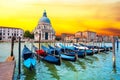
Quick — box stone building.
[61,33,76,42]
[33,10,55,42]
[75,31,82,38]
[82,31,96,42]
[0,26,24,41]
[75,31,83,42]
[96,35,112,42]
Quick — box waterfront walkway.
[0,61,15,80]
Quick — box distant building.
[75,31,82,38]
[96,35,112,42]
[61,33,67,41]
[33,10,55,42]
[74,31,96,42]
[0,26,24,41]
[82,31,96,42]
[61,33,75,42]
[75,31,83,42]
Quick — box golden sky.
[0,0,120,35]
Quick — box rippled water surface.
[0,42,120,80]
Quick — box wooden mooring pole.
[117,38,119,49]
[112,36,116,69]
[17,37,21,79]
[6,36,15,62]
[37,33,41,61]
[11,37,15,56]
[39,33,41,50]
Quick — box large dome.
[39,10,51,24]
[40,17,50,23]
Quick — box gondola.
[22,45,36,70]
[42,45,77,62]
[72,44,94,55]
[32,45,61,65]
[56,43,86,57]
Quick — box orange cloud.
[100,28,120,36]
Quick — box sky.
[0,0,120,35]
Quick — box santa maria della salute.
[33,10,55,42]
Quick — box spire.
[43,10,47,17]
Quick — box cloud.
[93,1,120,21]
[111,2,120,21]
[101,28,120,35]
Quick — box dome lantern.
[43,10,47,17]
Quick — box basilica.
[33,10,55,42]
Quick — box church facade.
[33,10,55,42]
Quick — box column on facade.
[48,32,50,40]
[50,32,52,40]
[41,31,42,40]
[52,32,54,41]
[49,32,51,40]
[43,32,44,40]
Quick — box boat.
[32,45,61,65]
[56,43,85,57]
[73,43,89,50]
[22,45,36,70]
[44,45,77,61]
[32,44,47,56]
[73,44,94,55]
[99,46,112,52]
[78,43,109,53]
[86,45,105,53]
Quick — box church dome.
[39,10,51,24]
[40,17,50,23]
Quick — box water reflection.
[98,52,108,61]
[83,57,94,64]
[76,59,86,69]
[112,55,116,73]
[62,60,77,72]
[88,56,99,61]
[23,65,36,80]
[43,61,60,80]
[112,66,116,73]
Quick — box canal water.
[0,42,120,80]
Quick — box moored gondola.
[22,45,36,70]
[42,45,77,62]
[32,45,61,65]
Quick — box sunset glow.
[0,0,120,35]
